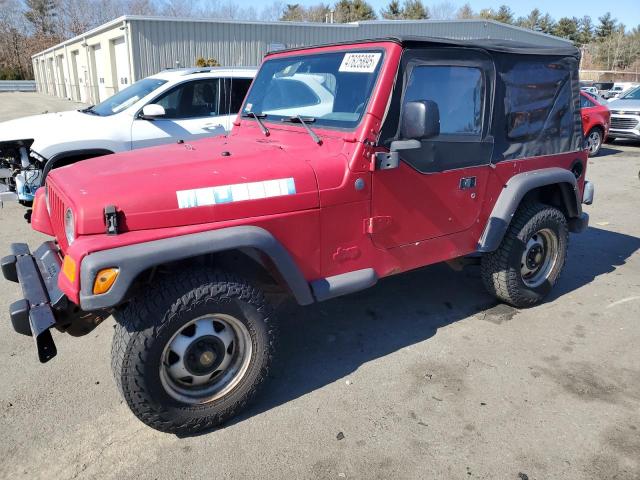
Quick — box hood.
[0,110,109,155]
[48,135,319,235]
[608,99,640,111]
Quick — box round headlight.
[64,208,75,245]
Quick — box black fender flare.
[78,226,315,310]
[42,149,113,181]
[477,167,582,253]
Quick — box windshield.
[90,78,168,116]
[621,86,640,100]
[242,50,384,129]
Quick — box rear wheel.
[111,268,275,434]
[586,127,603,156]
[481,203,568,308]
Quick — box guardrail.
[0,80,37,92]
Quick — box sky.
[283,0,640,29]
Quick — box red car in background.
[580,91,611,157]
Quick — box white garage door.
[113,37,130,93]
[92,44,108,103]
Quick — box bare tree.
[260,2,285,21]
[429,2,456,20]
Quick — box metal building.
[31,15,571,104]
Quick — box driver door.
[371,58,494,249]
[131,78,226,149]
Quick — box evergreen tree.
[595,12,616,39]
[538,13,556,34]
[24,0,59,36]
[380,0,402,19]
[553,17,580,43]
[456,3,474,19]
[402,0,429,20]
[517,8,542,31]
[281,4,306,21]
[577,16,594,45]
[334,0,376,22]
[494,5,513,24]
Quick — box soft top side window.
[503,61,572,142]
[378,47,495,173]
[494,55,581,160]
[404,65,483,136]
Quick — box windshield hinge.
[104,205,119,235]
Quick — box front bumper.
[1,242,66,362]
[609,114,640,139]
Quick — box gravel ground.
[0,92,86,122]
[0,95,639,480]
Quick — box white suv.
[0,67,256,203]
[607,86,640,142]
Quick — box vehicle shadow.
[182,226,640,437]
[595,146,624,157]
[607,139,640,150]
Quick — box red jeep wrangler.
[2,37,593,434]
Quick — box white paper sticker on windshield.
[339,53,381,73]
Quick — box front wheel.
[481,203,568,308]
[111,269,275,434]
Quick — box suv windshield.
[621,86,640,100]
[242,50,384,129]
[90,78,168,116]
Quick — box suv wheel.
[111,268,275,434]
[481,203,568,308]
[586,127,603,157]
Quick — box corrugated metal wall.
[130,18,569,79]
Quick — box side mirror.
[401,100,440,140]
[140,104,166,119]
[373,100,440,171]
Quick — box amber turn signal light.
[93,268,119,295]
[62,255,76,282]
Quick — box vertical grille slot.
[47,183,68,251]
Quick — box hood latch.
[104,205,119,235]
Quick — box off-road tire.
[481,203,568,308]
[111,268,275,435]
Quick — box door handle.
[204,123,223,130]
[459,176,477,190]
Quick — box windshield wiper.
[283,115,322,145]
[79,105,99,115]
[242,112,270,137]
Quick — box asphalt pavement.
[0,93,639,479]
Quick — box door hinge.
[365,216,392,234]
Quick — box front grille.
[611,117,639,130]
[46,181,68,251]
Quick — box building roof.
[31,15,572,58]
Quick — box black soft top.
[397,36,580,58]
[267,35,580,59]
